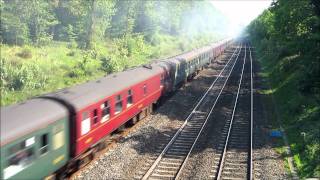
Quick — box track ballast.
[138,43,249,180]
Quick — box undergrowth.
[0,34,220,106]
[255,46,320,178]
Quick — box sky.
[211,0,272,37]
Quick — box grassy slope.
[1,34,221,106]
[256,49,320,178]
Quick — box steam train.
[0,38,232,179]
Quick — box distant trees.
[0,0,229,106]
[247,0,320,95]
[0,0,226,48]
[1,0,57,45]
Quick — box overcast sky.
[211,0,272,36]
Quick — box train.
[0,38,232,180]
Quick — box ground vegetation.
[0,0,229,106]
[247,0,320,177]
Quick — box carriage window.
[9,143,24,155]
[115,95,122,114]
[39,134,48,155]
[127,90,133,107]
[93,109,98,124]
[26,137,35,147]
[101,100,110,122]
[4,139,35,179]
[81,111,90,135]
[52,123,65,150]
[143,84,147,95]
[53,131,64,150]
[8,148,34,165]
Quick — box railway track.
[135,43,244,180]
[209,43,253,180]
[72,43,238,180]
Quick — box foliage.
[16,47,32,59]
[0,0,224,48]
[0,0,228,106]
[247,0,320,178]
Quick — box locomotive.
[0,38,232,179]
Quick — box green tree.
[247,0,320,177]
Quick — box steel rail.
[179,45,241,128]
[249,45,253,180]
[174,44,244,179]
[142,43,241,180]
[216,43,247,180]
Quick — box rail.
[142,43,243,180]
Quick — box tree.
[0,2,29,45]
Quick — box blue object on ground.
[270,130,282,137]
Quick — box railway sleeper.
[154,169,177,175]
[179,132,199,136]
[159,161,182,166]
[222,171,247,177]
[150,173,175,178]
[166,150,188,156]
[170,144,191,149]
[156,165,180,170]
[164,154,186,159]
[221,176,244,180]
[175,139,195,144]
[178,134,197,138]
[157,162,181,168]
[154,169,178,175]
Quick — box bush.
[67,51,75,56]
[67,41,78,49]
[67,69,85,78]
[37,34,53,46]
[100,56,114,73]
[179,42,186,52]
[1,28,223,106]
[16,48,32,59]
[1,60,48,91]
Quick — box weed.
[16,47,32,59]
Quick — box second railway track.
[71,41,288,180]
[212,43,254,180]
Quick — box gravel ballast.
[73,46,287,180]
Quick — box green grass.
[255,47,320,178]
[0,33,222,106]
[1,42,106,105]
